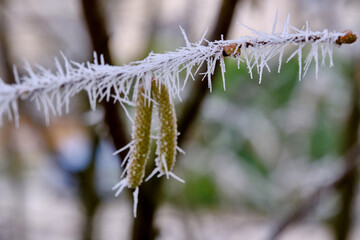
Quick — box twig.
[0,16,356,126]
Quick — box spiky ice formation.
[0,15,356,126]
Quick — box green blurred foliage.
[182,173,220,207]
[166,171,220,208]
[309,101,341,160]
[235,141,269,178]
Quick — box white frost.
[0,15,348,126]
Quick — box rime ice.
[0,16,355,126]
[0,15,355,126]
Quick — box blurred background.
[0,0,360,239]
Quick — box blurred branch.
[0,0,13,83]
[330,60,360,240]
[80,0,130,160]
[132,1,240,240]
[0,1,26,239]
[178,0,240,145]
[269,144,360,240]
[76,129,101,240]
[80,1,130,240]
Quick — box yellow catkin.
[152,81,177,174]
[126,85,153,188]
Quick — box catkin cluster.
[112,79,182,212]
[126,80,179,187]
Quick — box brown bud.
[336,30,357,45]
[223,43,241,57]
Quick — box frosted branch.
[0,17,356,125]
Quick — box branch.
[0,16,356,126]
